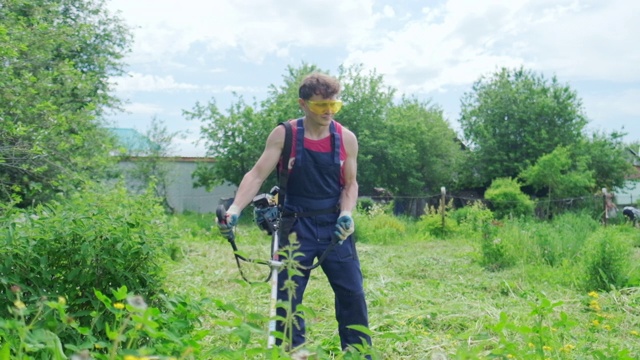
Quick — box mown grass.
[166,210,640,359]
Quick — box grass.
[165,212,640,359]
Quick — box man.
[623,206,640,227]
[217,72,372,354]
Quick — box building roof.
[107,128,159,154]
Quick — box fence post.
[440,187,446,230]
[602,188,608,227]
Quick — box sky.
[105,0,640,157]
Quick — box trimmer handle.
[216,205,227,224]
[216,205,236,242]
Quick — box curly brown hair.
[298,72,341,100]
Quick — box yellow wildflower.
[123,356,138,360]
[592,320,600,327]
[603,325,611,331]
[507,354,514,359]
[543,345,552,351]
[14,300,26,309]
[528,343,535,348]
[631,330,639,336]
[113,302,125,310]
[588,291,599,298]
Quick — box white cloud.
[111,72,199,92]
[222,85,263,93]
[519,1,640,82]
[109,0,386,64]
[584,88,640,122]
[106,0,640,154]
[343,0,640,94]
[382,5,395,18]
[122,102,164,115]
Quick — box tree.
[0,0,132,206]
[335,65,394,195]
[484,177,535,219]
[519,146,595,216]
[191,64,462,204]
[362,96,461,196]
[575,131,634,191]
[459,67,588,188]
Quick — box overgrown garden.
[1,0,639,359]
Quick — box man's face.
[300,94,342,123]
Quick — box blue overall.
[276,119,371,351]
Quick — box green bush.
[581,228,633,292]
[357,197,375,215]
[416,204,458,238]
[485,177,535,219]
[534,212,599,267]
[479,221,515,271]
[1,285,208,359]
[354,203,406,244]
[0,182,176,345]
[450,200,494,236]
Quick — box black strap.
[282,205,339,218]
[277,121,292,208]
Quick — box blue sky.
[105,0,640,156]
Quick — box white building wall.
[165,161,236,213]
[118,158,237,214]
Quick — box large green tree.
[519,146,595,217]
[0,0,131,206]
[187,64,323,192]
[459,67,588,188]
[191,63,462,200]
[576,131,635,191]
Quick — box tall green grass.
[2,198,640,359]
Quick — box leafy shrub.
[416,205,458,238]
[532,212,599,267]
[1,285,208,359]
[354,203,406,244]
[485,177,535,219]
[581,228,633,291]
[450,200,494,236]
[357,197,375,214]
[479,221,514,271]
[0,181,177,345]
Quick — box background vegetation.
[1,0,639,359]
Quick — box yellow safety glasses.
[306,100,343,115]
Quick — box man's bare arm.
[340,128,359,213]
[228,125,285,212]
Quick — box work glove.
[218,205,240,239]
[334,211,355,243]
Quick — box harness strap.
[282,205,339,218]
[277,121,293,208]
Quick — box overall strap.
[330,121,341,165]
[277,121,293,207]
[295,118,305,166]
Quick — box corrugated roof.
[107,128,159,154]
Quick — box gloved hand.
[218,205,240,239]
[334,211,354,242]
